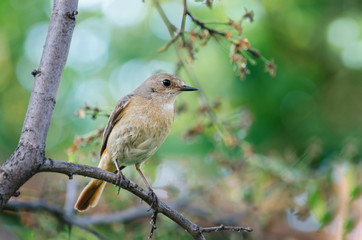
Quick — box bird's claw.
[147,188,159,210]
[115,172,125,195]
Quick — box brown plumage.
[75,73,197,211]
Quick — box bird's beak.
[179,85,198,91]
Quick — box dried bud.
[67,136,83,154]
[190,31,198,43]
[234,23,242,35]
[199,105,209,114]
[213,98,221,109]
[238,38,251,50]
[226,31,232,40]
[265,59,276,77]
[78,108,86,119]
[206,0,213,8]
[225,136,239,148]
[176,103,188,114]
[184,124,204,140]
[243,9,254,22]
[240,65,250,80]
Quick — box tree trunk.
[0,0,78,208]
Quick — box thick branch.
[37,159,252,239]
[21,0,78,149]
[38,158,207,239]
[0,0,78,208]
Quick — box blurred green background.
[1,0,362,239]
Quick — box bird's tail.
[74,152,115,212]
[74,179,106,212]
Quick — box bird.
[74,73,198,212]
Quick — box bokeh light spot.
[327,17,360,49]
[286,209,321,232]
[102,0,146,27]
[67,18,110,73]
[24,22,48,64]
[78,0,102,11]
[16,57,35,91]
[341,41,362,69]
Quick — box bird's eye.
[162,79,171,87]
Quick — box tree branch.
[201,224,253,233]
[185,10,226,37]
[6,198,191,226]
[5,196,252,240]
[39,158,206,239]
[37,158,252,239]
[0,0,78,208]
[20,0,78,149]
[5,200,106,240]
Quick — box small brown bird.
[75,73,198,211]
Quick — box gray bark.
[39,158,207,240]
[0,0,78,208]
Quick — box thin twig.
[153,0,234,145]
[148,210,158,240]
[180,0,188,45]
[185,10,226,37]
[153,0,177,33]
[201,224,253,233]
[158,30,182,52]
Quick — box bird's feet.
[147,188,159,210]
[115,171,129,195]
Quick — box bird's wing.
[100,94,134,157]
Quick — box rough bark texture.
[0,0,78,208]
[39,158,207,240]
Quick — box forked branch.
[37,158,252,239]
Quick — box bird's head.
[134,73,198,102]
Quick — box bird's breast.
[106,97,174,165]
